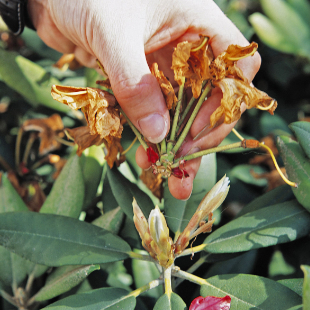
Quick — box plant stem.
[172,141,242,167]
[128,279,164,298]
[120,108,148,150]
[172,85,211,155]
[167,78,185,153]
[174,255,209,288]
[164,267,172,298]
[121,136,138,155]
[54,135,76,147]
[176,81,207,133]
[172,267,207,286]
[0,156,12,171]
[160,139,167,154]
[175,244,207,258]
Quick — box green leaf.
[0,174,28,212]
[40,155,84,218]
[154,293,186,310]
[34,265,100,301]
[201,274,302,309]
[229,164,268,187]
[277,136,310,210]
[237,184,293,217]
[204,200,310,253]
[287,0,310,28]
[301,265,310,310]
[249,13,298,55]
[165,154,216,234]
[269,250,295,277]
[106,261,133,291]
[0,48,70,112]
[132,250,163,299]
[107,166,153,219]
[92,207,124,234]
[0,212,131,266]
[260,0,310,50]
[0,174,29,289]
[260,113,290,137]
[80,146,104,209]
[277,278,303,297]
[42,287,136,310]
[289,121,310,159]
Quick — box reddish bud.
[189,295,231,310]
[147,147,159,164]
[172,167,189,179]
[19,163,30,175]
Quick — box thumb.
[98,36,170,144]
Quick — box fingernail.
[138,113,168,143]
[193,124,213,141]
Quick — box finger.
[168,157,201,200]
[135,145,152,170]
[92,12,170,144]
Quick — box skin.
[28,0,261,200]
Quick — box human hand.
[28,0,261,200]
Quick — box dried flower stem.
[121,136,138,155]
[167,77,185,153]
[172,84,211,155]
[15,127,23,170]
[52,85,87,96]
[120,108,148,150]
[53,135,76,147]
[172,141,242,167]
[259,143,298,188]
[231,128,297,187]
[22,132,37,165]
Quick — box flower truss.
[50,36,297,189]
[132,175,231,299]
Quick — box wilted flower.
[22,114,64,155]
[189,295,231,310]
[175,175,230,255]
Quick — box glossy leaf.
[80,145,104,209]
[301,265,310,310]
[40,155,84,218]
[0,174,28,212]
[165,154,216,234]
[0,48,70,112]
[237,185,293,217]
[277,136,310,210]
[289,121,310,159]
[92,207,124,234]
[42,287,136,310]
[249,13,298,55]
[229,164,267,187]
[154,293,186,310]
[132,250,163,299]
[204,200,310,253]
[0,174,29,289]
[277,278,303,297]
[201,274,302,309]
[0,212,131,266]
[107,166,153,219]
[260,0,310,51]
[34,265,100,301]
